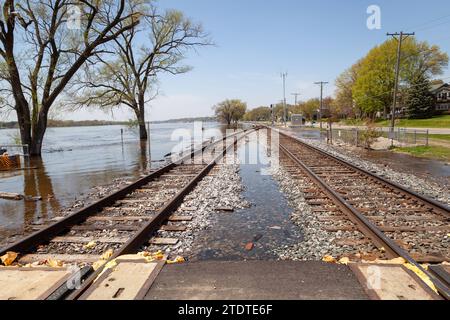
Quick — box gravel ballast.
[284,131,450,206]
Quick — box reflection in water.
[23,158,61,223]
[139,141,150,173]
[0,122,223,242]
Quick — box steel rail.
[277,128,450,217]
[273,128,449,299]
[66,129,254,300]
[0,129,247,257]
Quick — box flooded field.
[0,123,223,241]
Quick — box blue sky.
[42,1,450,120]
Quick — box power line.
[314,81,328,131]
[405,13,450,33]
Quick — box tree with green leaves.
[300,99,320,121]
[244,106,271,122]
[0,0,141,156]
[349,37,447,120]
[73,2,211,140]
[404,75,435,119]
[213,99,247,125]
[333,61,362,119]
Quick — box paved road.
[146,261,368,300]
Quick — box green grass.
[375,115,450,129]
[393,146,450,162]
[338,119,367,126]
[428,134,450,142]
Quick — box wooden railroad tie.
[168,215,193,222]
[87,216,154,222]
[149,238,179,245]
[19,254,102,264]
[51,236,128,244]
[160,225,187,232]
[72,225,140,232]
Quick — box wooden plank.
[307,200,330,206]
[51,236,128,244]
[0,192,24,200]
[19,254,101,264]
[87,216,153,222]
[0,268,72,300]
[160,225,187,232]
[118,200,151,204]
[168,215,193,222]
[72,225,140,232]
[180,207,197,212]
[104,207,140,212]
[349,264,440,300]
[323,226,356,232]
[80,261,162,300]
[149,238,179,245]
[161,174,197,178]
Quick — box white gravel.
[146,160,250,258]
[270,166,379,261]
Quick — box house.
[430,83,450,113]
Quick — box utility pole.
[291,92,301,106]
[387,31,415,146]
[270,104,275,126]
[281,73,288,127]
[314,81,328,131]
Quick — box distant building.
[290,114,305,127]
[430,83,450,113]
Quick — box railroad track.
[270,127,450,299]
[0,127,256,299]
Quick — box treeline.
[243,97,334,122]
[152,117,217,124]
[0,120,129,129]
[332,37,448,120]
[1,117,219,129]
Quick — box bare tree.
[72,3,211,140]
[0,0,141,156]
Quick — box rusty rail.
[66,128,253,300]
[271,126,450,300]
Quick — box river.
[0,122,224,241]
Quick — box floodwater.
[191,133,301,261]
[0,122,224,241]
[285,127,324,141]
[357,150,450,188]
